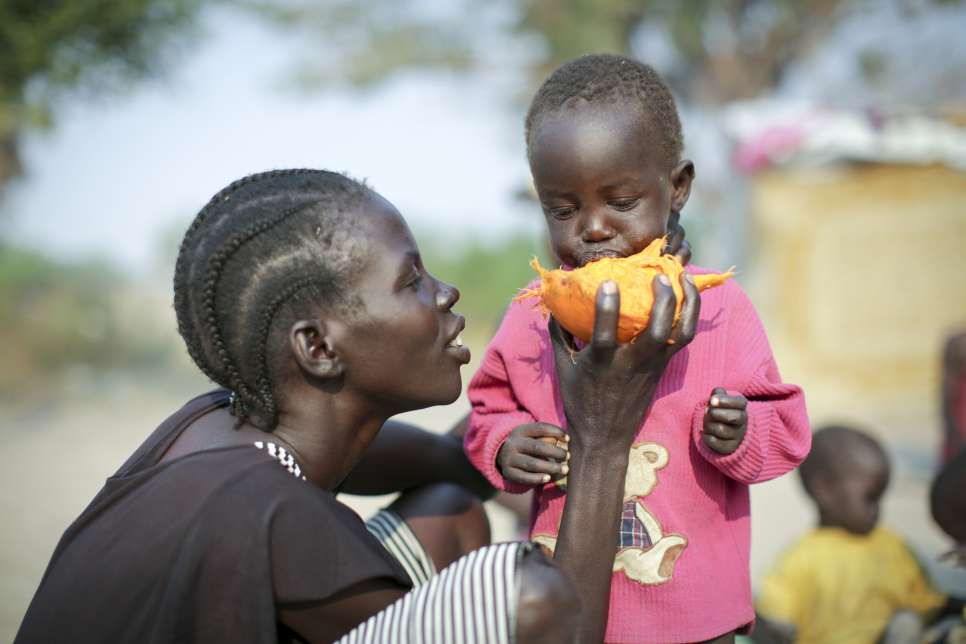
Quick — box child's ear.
[810,479,837,515]
[290,319,344,379]
[669,159,695,213]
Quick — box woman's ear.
[290,319,344,379]
[669,159,695,213]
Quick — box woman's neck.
[271,389,390,490]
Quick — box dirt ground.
[2,378,964,642]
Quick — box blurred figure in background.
[923,448,966,643]
[942,331,966,465]
[755,425,952,644]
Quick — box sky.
[5,0,964,276]
[3,7,539,276]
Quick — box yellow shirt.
[757,527,946,644]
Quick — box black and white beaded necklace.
[253,440,306,480]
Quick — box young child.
[464,54,811,643]
[755,425,947,643]
[925,448,966,644]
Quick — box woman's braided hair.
[174,169,369,430]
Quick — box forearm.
[552,446,630,644]
[338,419,494,499]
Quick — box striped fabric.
[366,510,436,587]
[336,541,531,644]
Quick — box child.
[464,54,811,643]
[756,425,947,643]
[924,448,966,644]
[932,447,966,566]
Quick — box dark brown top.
[15,390,411,643]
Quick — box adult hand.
[548,273,700,644]
[549,272,701,455]
[664,211,691,266]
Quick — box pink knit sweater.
[464,268,811,643]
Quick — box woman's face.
[334,194,470,413]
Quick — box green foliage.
[250,0,851,103]
[243,0,476,89]
[416,231,550,332]
[0,243,179,397]
[0,0,206,189]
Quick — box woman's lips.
[445,335,471,364]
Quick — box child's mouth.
[578,249,623,266]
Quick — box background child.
[924,448,966,644]
[464,53,811,643]
[755,425,948,643]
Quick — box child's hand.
[497,423,570,485]
[702,387,748,455]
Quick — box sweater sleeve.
[463,306,540,494]
[692,284,811,484]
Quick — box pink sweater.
[464,268,811,643]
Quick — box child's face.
[528,104,693,267]
[820,452,890,535]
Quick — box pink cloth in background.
[464,267,811,643]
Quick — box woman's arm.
[550,275,701,643]
[337,418,495,500]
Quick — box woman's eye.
[609,198,639,211]
[407,270,423,290]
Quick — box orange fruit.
[517,237,733,343]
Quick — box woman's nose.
[435,280,460,310]
[580,211,616,243]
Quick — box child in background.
[464,54,811,643]
[756,425,947,644]
[925,448,966,644]
[942,331,966,464]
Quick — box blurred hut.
[726,102,966,437]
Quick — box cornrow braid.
[173,168,320,386]
[252,276,336,429]
[173,169,370,431]
[199,201,317,423]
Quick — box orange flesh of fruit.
[516,237,734,344]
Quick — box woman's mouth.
[444,319,471,364]
[445,334,471,364]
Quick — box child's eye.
[546,206,576,220]
[609,198,639,211]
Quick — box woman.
[16,169,699,643]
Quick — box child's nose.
[580,211,616,242]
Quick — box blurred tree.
[0,0,206,192]
[247,0,851,103]
[251,0,965,106]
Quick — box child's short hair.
[524,53,683,165]
[931,448,966,542]
[799,425,886,496]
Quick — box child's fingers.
[521,437,569,461]
[503,467,557,486]
[518,422,569,442]
[707,407,744,425]
[709,387,747,410]
[702,433,739,454]
[503,451,569,477]
[703,421,739,441]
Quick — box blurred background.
[1,0,965,639]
